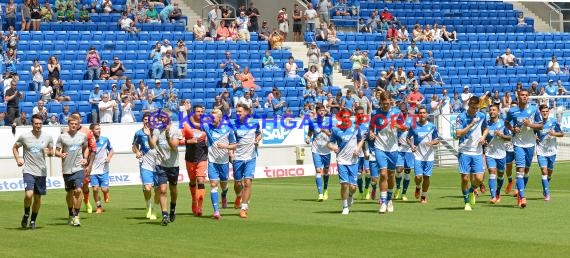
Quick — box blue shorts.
[458,153,484,174]
[63,170,85,192]
[369,159,379,177]
[312,153,331,170]
[208,162,229,182]
[338,164,358,185]
[23,173,47,195]
[352,69,361,81]
[375,150,398,171]
[140,167,158,186]
[358,157,370,172]
[414,160,434,177]
[486,156,506,172]
[156,165,180,185]
[506,151,515,164]
[537,155,556,170]
[90,172,110,188]
[233,158,256,180]
[397,151,414,169]
[514,146,535,168]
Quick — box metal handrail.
[549,6,566,32]
[201,3,238,23]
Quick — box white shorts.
[279,22,289,33]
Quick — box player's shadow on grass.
[125,216,152,221]
[434,207,467,210]
[312,210,378,214]
[124,207,146,211]
[4,227,44,231]
[438,196,464,199]
[293,198,341,202]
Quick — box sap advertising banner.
[0,164,341,192]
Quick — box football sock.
[73,208,80,217]
[395,172,403,189]
[547,176,551,182]
[489,174,497,198]
[211,188,219,212]
[323,174,330,190]
[380,191,387,204]
[387,189,393,202]
[462,189,470,204]
[402,173,411,194]
[170,203,176,214]
[523,174,529,187]
[315,174,323,194]
[68,208,73,217]
[162,211,168,218]
[221,187,228,198]
[497,176,505,195]
[342,199,348,209]
[516,173,525,198]
[357,174,363,193]
[189,183,196,203]
[365,175,371,189]
[541,175,549,196]
[96,201,101,208]
[24,207,30,216]
[508,176,513,183]
[30,212,38,222]
[197,184,205,209]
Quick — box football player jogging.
[56,114,89,226]
[505,89,542,208]
[369,93,405,213]
[132,112,160,220]
[232,104,262,218]
[182,105,208,217]
[406,106,439,204]
[483,105,511,204]
[149,112,183,226]
[395,103,415,201]
[535,104,563,201]
[89,123,114,214]
[327,108,365,215]
[203,109,236,219]
[306,104,332,202]
[355,106,372,200]
[504,101,518,195]
[13,114,54,230]
[455,96,487,211]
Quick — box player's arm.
[165,129,180,151]
[305,128,313,144]
[549,123,564,137]
[429,128,440,146]
[327,142,339,153]
[132,142,142,158]
[106,144,114,163]
[455,118,476,138]
[148,130,157,149]
[497,127,512,141]
[12,142,24,166]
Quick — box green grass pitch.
[1,163,570,257]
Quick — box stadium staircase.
[509,1,556,32]
[179,0,203,31]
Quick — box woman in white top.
[326,23,341,45]
[120,96,135,123]
[40,80,52,101]
[398,26,409,41]
[432,23,443,41]
[547,56,561,75]
[31,59,44,92]
[430,95,441,115]
[306,42,321,68]
[303,65,321,87]
[285,57,299,79]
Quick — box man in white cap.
[461,85,473,111]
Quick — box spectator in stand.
[5,26,19,50]
[4,49,18,74]
[366,11,379,32]
[249,88,262,111]
[272,91,286,116]
[315,22,327,41]
[285,56,300,79]
[304,65,321,88]
[239,67,256,90]
[334,0,349,16]
[110,56,127,80]
[374,42,388,59]
[216,92,232,116]
[350,49,368,91]
[41,1,54,22]
[32,100,48,124]
[460,85,473,111]
[269,31,285,50]
[40,79,52,101]
[121,96,135,123]
[220,51,240,87]
[160,39,173,54]
[4,79,22,125]
[80,4,91,22]
[30,59,44,92]
[86,46,101,80]
[398,25,409,41]
[407,85,424,113]
[430,95,441,115]
[207,5,218,38]
[326,92,341,114]
[229,21,239,40]
[15,111,29,126]
[321,52,334,86]
[247,2,260,33]
[423,65,444,85]
[432,23,443,41]
[547,56,562,75]
[451,92,462,113]
[375,71,388,90]
[101,0,113,14]
[412,24,426,42]
[221,6,233,19]
[386,23,399,41]
[262,50,278,70]
[441,24,457,41]
[405,70,417,91]
[119,12,139,33]
[150,42,163,79]
[406,41,420,59]
[174,40,188,78]
[517,13,526,26]
[303,83,317,105]
[166,81,178,101]
[307,42,321,69]
[98,93,116,123]
[134,3,147,23]
[394,66,405,81]
[440,89,452,114]
[496,48,518,66]
[340,90,356,112]
[529,81,540,96]
[380,7,394,22]
[149,80,165,108]
[386,77,399,98]
[89,85,103,123]
[277,8,289,40]
[89,0,101,13]
[216,20,230,41]
[100,61,110,80]
[193,19,211,41]
[51,79,71,103]
[30,0,41,31]
[5,0,17,31]
[135,80,147,100]
[21,0,32,31]
[304,3,317,33]
[231,72,244,107]
[327,23,341,45]
[236,11,251,42]
[47,55,61,81]
[125,0,137,14]
[238,91,254,109]
[258,21,271,41]
[146,3,161,23]
[58,105,71,124]
[354,90,371,115]
[425,51,436,67]
[545,79,557,96]
[317,0,331,25]
[358,18,369,33]
[162,50,174,79]
[292,4,303,41]
[48,115,59,126]
[162,2,182,24]
[423,24,434,41]
[502,91,513,114]
[387,39,403,59]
